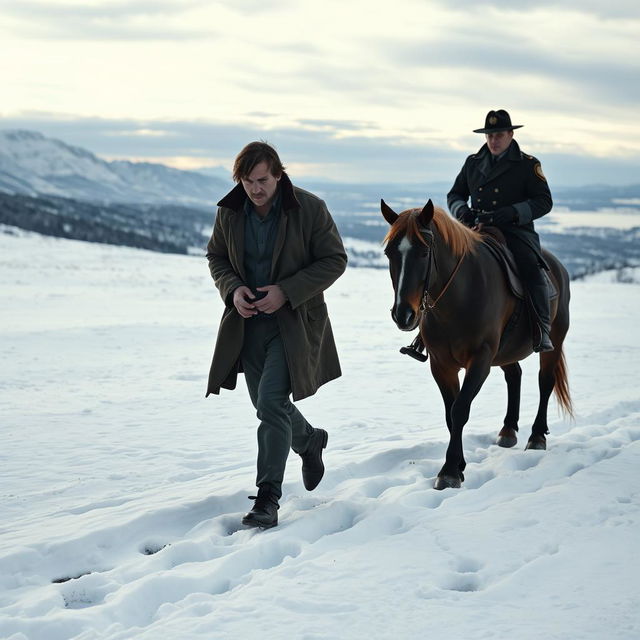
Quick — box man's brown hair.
[233,141,285,183]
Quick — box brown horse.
[381,199,572,489]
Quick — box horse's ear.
[381,199,398,225]
[417,199,435,226]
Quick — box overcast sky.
[1,0,639,185]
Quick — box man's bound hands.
[233,285,287,318]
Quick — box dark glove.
[456,204,475,226]
[475,206,517,227]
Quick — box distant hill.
[0,129,638,276]
[553,183,640,211]
[0,129,229,207]
[0,191,212,255]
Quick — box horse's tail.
[554,346,573,418]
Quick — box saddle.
[480,228,557,301]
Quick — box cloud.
[108,128,177,138]
[1,1,638,186]
[381,30,640,107]
[2,112,640,187]
[438,0,640,19]
[0,0,209,20]
[297,119,381,132]
[0,0,214,40]
[225,0,294,15]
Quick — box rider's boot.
[529,278,554,353]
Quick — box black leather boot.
[529,281,554,353]
[400,333,428,362]
[300,428,328,491]
[535,328,554,353]
[242,488,279,529]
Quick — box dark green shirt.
[243,190,281,298]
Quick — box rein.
[419,227,465,313]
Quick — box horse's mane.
[384,205,480,257]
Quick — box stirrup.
[400,345,428,362]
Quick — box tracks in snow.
[1,400,639,639]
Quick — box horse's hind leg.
[496,362,521,448]
[527,289,570,450]
[526,352,558,450]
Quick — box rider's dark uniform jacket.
[447,139,552,264]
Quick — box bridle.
[417,227,465,313]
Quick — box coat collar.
[474,139,523,179]
[217,171,301,213]
[474,139,523,161]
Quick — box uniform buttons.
[494,188,499,192]
[478,187,483,192]
[492,200,497,205]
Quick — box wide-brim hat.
[473,109,523,133]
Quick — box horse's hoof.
[434,475,462,490]
[525,435,547,450]
[496,427,517,448]
[497,435,517,448]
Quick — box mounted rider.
[403,109,554,360]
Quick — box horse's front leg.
[435,345,493,490]
[430,361,461,434]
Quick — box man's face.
[485,130,514,156]
[241,161,280,215]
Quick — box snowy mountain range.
[0,129,639,276]
[0,130,228,207]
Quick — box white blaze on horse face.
[395,235,413,308]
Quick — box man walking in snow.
[205,141,347,529]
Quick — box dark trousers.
[505,233,551,328]
[505,234,542,281]
[241,316,314,499]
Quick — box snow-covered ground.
[1,228,639,640]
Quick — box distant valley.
[1,129,639,279]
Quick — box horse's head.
[381,199,435,331]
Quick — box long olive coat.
[447,139,552,261]
[205,173,347,401]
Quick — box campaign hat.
[473,109,523,133]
